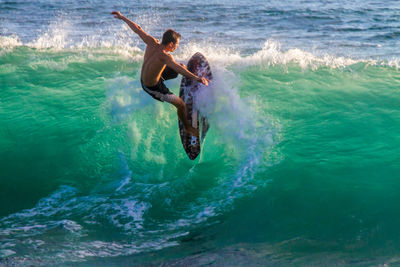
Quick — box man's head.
[162,29,181,52]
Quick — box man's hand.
[198,77,210,86]
[111,11,124,20]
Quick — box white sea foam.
[105,198,151,230]
[0,35,22,48]
[28,18,71,50]
[176,39,363,71]
[388,58,400,69]
[0,35,22,56]
[0,16,144,62]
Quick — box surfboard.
[179,52,212,160]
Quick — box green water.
[1,45,400,264]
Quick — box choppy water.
[1,0,400,265]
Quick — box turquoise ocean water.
[1,1,400,265]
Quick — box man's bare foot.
[185,126,198,136]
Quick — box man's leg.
[163,94,197,136]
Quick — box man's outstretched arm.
[111,11,157,45]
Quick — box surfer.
[111,11,209,136]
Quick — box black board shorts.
[141,66,179,103]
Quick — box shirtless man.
[111,11,209,136]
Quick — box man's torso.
[141,42,168,87]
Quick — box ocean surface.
[1,0,400,265]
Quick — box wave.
[1,16,399,263]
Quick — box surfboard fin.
[190,136,198,146]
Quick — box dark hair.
[161,29,181,45]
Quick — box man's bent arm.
[111,11,156,45]
[165,55,209,85]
